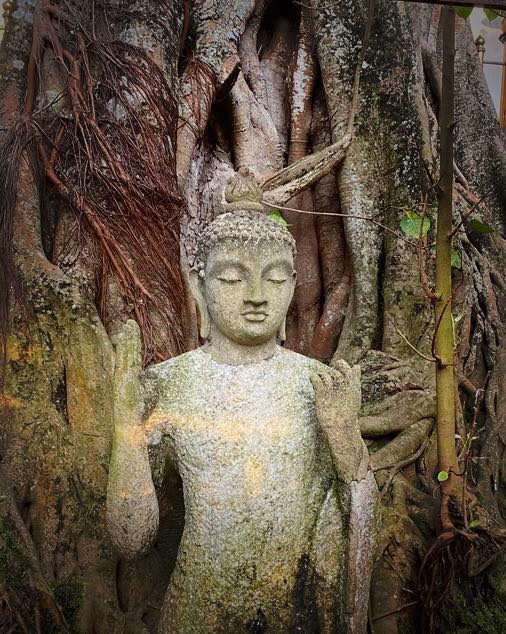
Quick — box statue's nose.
[246,298,266,307]
[244,279,266,306]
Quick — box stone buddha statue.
[106,173,378,633]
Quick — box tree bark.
[1,1,505,632]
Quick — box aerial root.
[10,1,187,362]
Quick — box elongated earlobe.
[278,318,287,342]
[189,270,211,340]
[278,273,295,342]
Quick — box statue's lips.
[242,311,268,322]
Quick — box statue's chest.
[149,357,326,481]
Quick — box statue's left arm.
[311,361,369,482]
[312,362,379,633]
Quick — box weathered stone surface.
[146,346,344,632]
[107,194,378,633]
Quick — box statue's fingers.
[351,364,361,385]
[114,319,143,378]
[329,358,350,381]
[319,371,334,390]
[311,372,332,394]
[310,373,323,390]
[316,366,343,392]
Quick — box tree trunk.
[1,1,505,632]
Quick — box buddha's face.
[202,241,296,345]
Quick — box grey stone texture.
[146,346,344,632]
[107,202,377,633]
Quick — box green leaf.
[399,210,431,238]
[467,218,495,234]
[450,248,462,269]
[268,211,288,227]
[469,519,481,529]
[437,470,449,482]
[485,8,498,21]
[455,7,473,20]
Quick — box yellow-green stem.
[435,7,458,487]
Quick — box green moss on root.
[439,577,506,634]
[0,520,31,589]
[51,576,84,633]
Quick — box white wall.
[470,9,504,114]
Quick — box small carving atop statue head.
[222,167,265,213]
[195,169,296,274]
[190,171,296,351]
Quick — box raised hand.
[107,319,159,558]
[311,360,369,483]
[311,360,361,427]
[113,319,144,426]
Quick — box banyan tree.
[0,0,505,632]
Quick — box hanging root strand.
[7,0,187,362]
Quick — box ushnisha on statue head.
[190,171,296,347]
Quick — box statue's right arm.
[106,320,159,559]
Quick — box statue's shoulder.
[142,349,205,412]
[279,348,357,375]
[147,350,194,376]
[145,348,206,383]
[276,347,328,375]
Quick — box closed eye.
[267,278,288,284]
[217,277,242,284]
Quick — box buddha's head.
[190,173,296,346]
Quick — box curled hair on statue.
[190,170,296,343]
[194,170,296,275]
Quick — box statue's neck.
[204,325,278,366]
